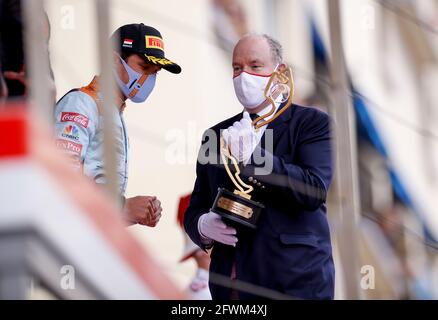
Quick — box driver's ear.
[113,51,128,84]
[113,51,122,65]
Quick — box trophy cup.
[211,66,295,229]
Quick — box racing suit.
[54,76,129,196]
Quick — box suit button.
[253,179,258,184]
[257,182,261,187]
[248,177,254,182]
[262,186,266,189]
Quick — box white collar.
[246,94,283,122]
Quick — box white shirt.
[246,94,282,138]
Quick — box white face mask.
[233,72,270,109]
[233,65,279,109]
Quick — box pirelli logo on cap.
[145,35,164,51]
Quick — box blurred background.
[1,0,438,299]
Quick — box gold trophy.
[211,66,295,229]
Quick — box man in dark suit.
[184,34,334,300]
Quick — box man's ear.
[277,63,287,72]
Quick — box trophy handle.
[220,137,253,199]
[253,66,295,130]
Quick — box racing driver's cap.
[111,23,181,74]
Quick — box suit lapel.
[214,104,294,187]
[260,102,293,151]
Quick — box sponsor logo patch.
[145,35,164,51]
[56,139,83,155]
[61,112,89,128]
[61,125,80,141]
[123,38,133,48]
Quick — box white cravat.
[246,95,282,139]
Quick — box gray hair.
[240,33,283,65]
[262,34,283,66]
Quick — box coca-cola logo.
[61,112,89,128]
[56,139,83,155]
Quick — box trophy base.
[211,188,264,229]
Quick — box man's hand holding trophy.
[210,66,295,230]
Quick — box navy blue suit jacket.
[184,103,335,300]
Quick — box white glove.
[222,112,258,164]
[198,211,238,246]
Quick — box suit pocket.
[274,233,330,296]
[277,233,323,278]
[279,233,319,247]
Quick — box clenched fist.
[124,196,162,227]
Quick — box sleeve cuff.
[197,215,214,247]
